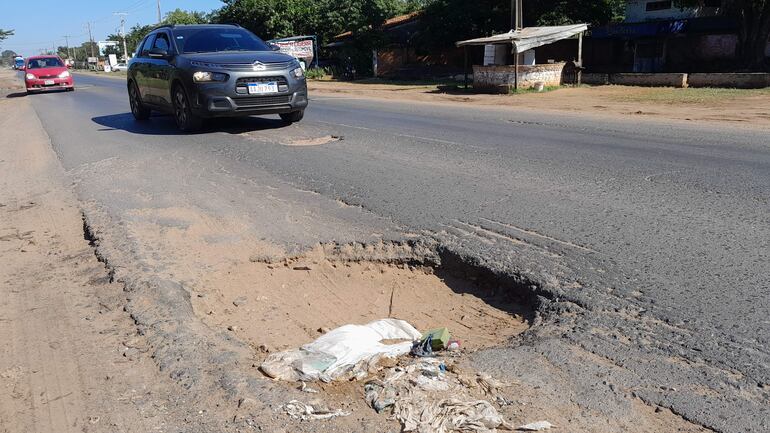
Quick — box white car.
[112,63,128,72]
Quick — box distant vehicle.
[127,24,308,132]
[112,63,128,72]
[14,56,24,70]
[24,55,74,93]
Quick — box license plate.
[247,82,278,94]
[44,80,55,85]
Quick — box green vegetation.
[304,67,331,80]
[86,1,630,76]
[0,29,13,43]
[509,84,562,94]
[416,0,624,50]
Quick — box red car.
[23,55,74,93]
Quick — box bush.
[305,67,330,80]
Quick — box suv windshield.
[27,58,63,69]
[173,27,271,54]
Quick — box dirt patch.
[192,245,531,357]
[309,80,770,130]
[239,122,344,147]
[283,134,343,146]
[0,69,24,97]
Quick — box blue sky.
[2,0,223,56]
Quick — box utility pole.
[511,0,523,31]
[114,12,129,61]
[156,0,162,24]
[63,35,71,59]
[85,22,96,59]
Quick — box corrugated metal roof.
[456,24,588,52]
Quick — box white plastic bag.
[261,319,422,382]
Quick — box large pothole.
[190,244,534,359]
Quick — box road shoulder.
[0,78,199,433]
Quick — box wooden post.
[577,31,584,86]
[513,44,519,92]
[464,46,469,89]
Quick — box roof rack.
[153,24,174,30]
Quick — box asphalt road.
[25,72,770,432]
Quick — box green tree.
[163,8,210,25]
[1,49,18,67]
[0,29,13,49]
[416,0,623,50]
[678,0,769,69]
[103,44,122,58]
[112,24,154,56]
[57,45,70,59]
[214,0,417,74]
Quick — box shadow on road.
[4,92,27,98]
[92,112,290,135]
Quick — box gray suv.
[127,24,308,131]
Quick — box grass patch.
[509,85,562,95]
[609,86,770,104]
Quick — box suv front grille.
[232,94,292,108]
[220,61,295,71]
[235,76,288,86]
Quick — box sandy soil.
[309,80,770,130]
[0,74,187,432]
[117,200,711,433]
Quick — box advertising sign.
[270,37,316,66]
[108,54,118,66]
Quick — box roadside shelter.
[456,24,588,92]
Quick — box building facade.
[589,0,766,72]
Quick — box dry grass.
[606,86,770,104]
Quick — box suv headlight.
[193,71,228,82]
[25,73,36,80]
[291,67,305,79]
[58,70,70,78]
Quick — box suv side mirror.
[270,44,281,52]
[148,48,169,58]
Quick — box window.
[152,32,170,52]
[27,57,64,69]
[646,1,672,11]
[137,35,153,57]
[172,27,270,54]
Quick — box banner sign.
[272,38,315,63]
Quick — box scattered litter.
[282,400,350,421]
[447,339,462,351]
[292,265,312,271]
[516,421,553,431]
[411,335,434,357]
[365,358,514,433]
[423,327,451,350]
[261,319,422,382]
[298,382,319,393]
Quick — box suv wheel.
[172,85,203,132]
[128,81,150,120]
[279,110,304,124]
